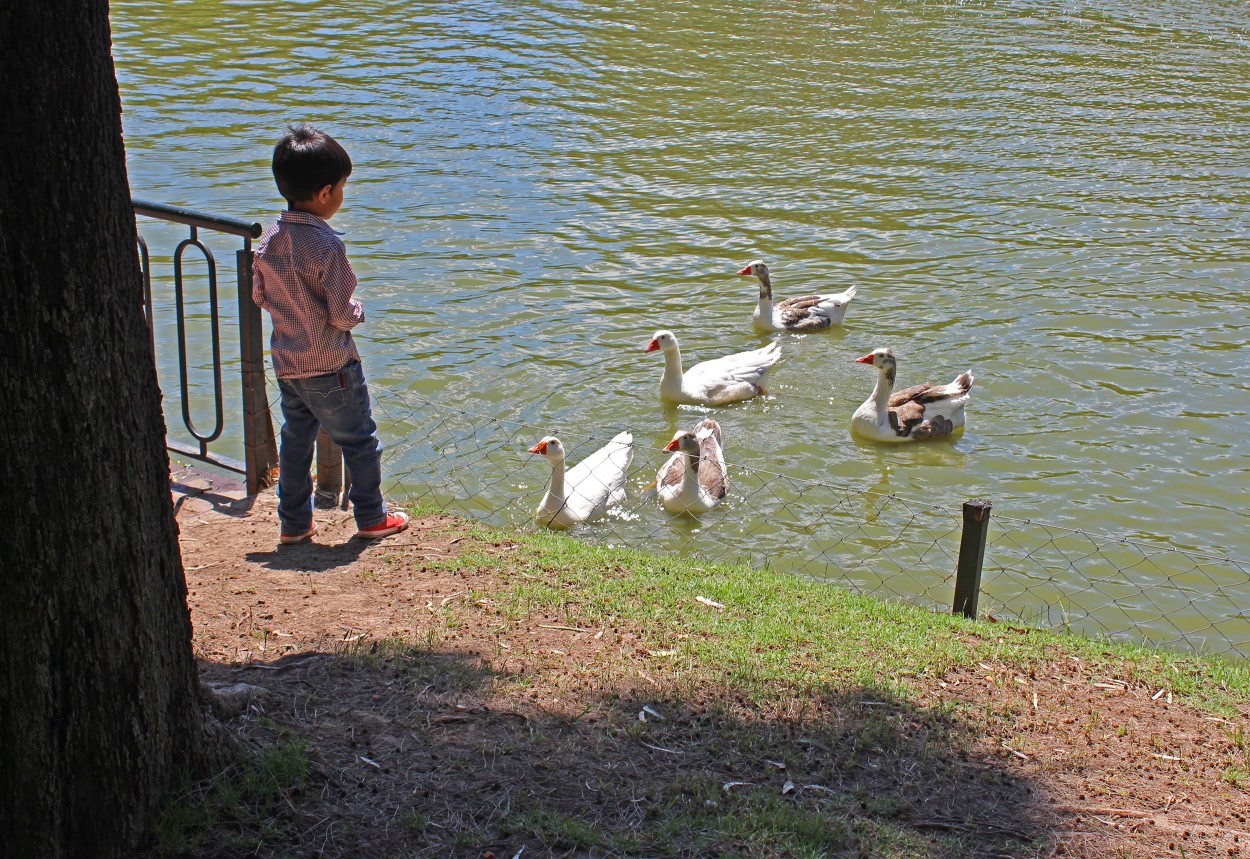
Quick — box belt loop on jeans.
[338,370,346,388]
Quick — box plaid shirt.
[253,210,364,379]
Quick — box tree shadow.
[173,648,1061,859]
[608,686,1047,855]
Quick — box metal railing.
[134,199,278,494]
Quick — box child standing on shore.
[253,123,409,544]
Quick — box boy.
[252,123,409,544]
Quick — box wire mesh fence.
[982,516,1249,660]
[141,197,1247,661]
[319,386,1250,662]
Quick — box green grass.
[156,740,309,853]
[498,775,1009,859]
[424,518,1250,714]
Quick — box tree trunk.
[0,3,202,856]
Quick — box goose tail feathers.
[694,418,723,445]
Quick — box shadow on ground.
[172,647,1052,859]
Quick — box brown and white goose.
[851,347,974,443]
[737,260,858,333]
[645,329,781,406]
[656,419,729,514]
[527,431,634,528]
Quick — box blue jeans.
[276,360,387,533]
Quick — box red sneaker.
[356,510,410,539]
[280,522,318,545]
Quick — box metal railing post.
[953,498,992,619]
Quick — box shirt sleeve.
[322,241,365,331]
[251,259,269,310]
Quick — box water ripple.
[115,0,1250,580]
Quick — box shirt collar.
[278,209,344,235]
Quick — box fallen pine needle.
[797,784,837,795]
[639,705,664,722]
[1054,805,1152,819]
[1001,741,1028,760]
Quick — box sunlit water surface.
[112,0,1250,648]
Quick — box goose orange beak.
[527,440,548,454]
[736,265,752,275]
[663,439,679,452]
[644,338,659,352]
[855,353,875,364]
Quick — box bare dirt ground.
[171,466,1249,858]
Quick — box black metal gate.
[134,198,278,495]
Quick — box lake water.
[112,0,1250,655]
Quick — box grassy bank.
[457,518,1250,711]
[170,502,1250,858]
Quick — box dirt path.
[172,467,1248,858]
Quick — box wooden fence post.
[315,429,343,508]
[236,247,278,494]
[953,498,992,619]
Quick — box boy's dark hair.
[271,124,353,203]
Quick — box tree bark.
[0,2,202,856]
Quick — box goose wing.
[564,432,634,515]
[776,296,834,331]
[888,371,973,410]
[887,372,975,436]
[657,452,685,491]
[684,341,782,402]
[566,431,633,483]
[777,286,858,331]
[695,421,729,501]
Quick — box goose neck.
[660,345,684,382]
[872,365,896,409]
[682,451,702,492]
[545,455,566,499]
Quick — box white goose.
[527,431,634,528]
[645,329,781,406]
[851,347,974,443]
[737,260,858,333]
[656,419,729,514]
